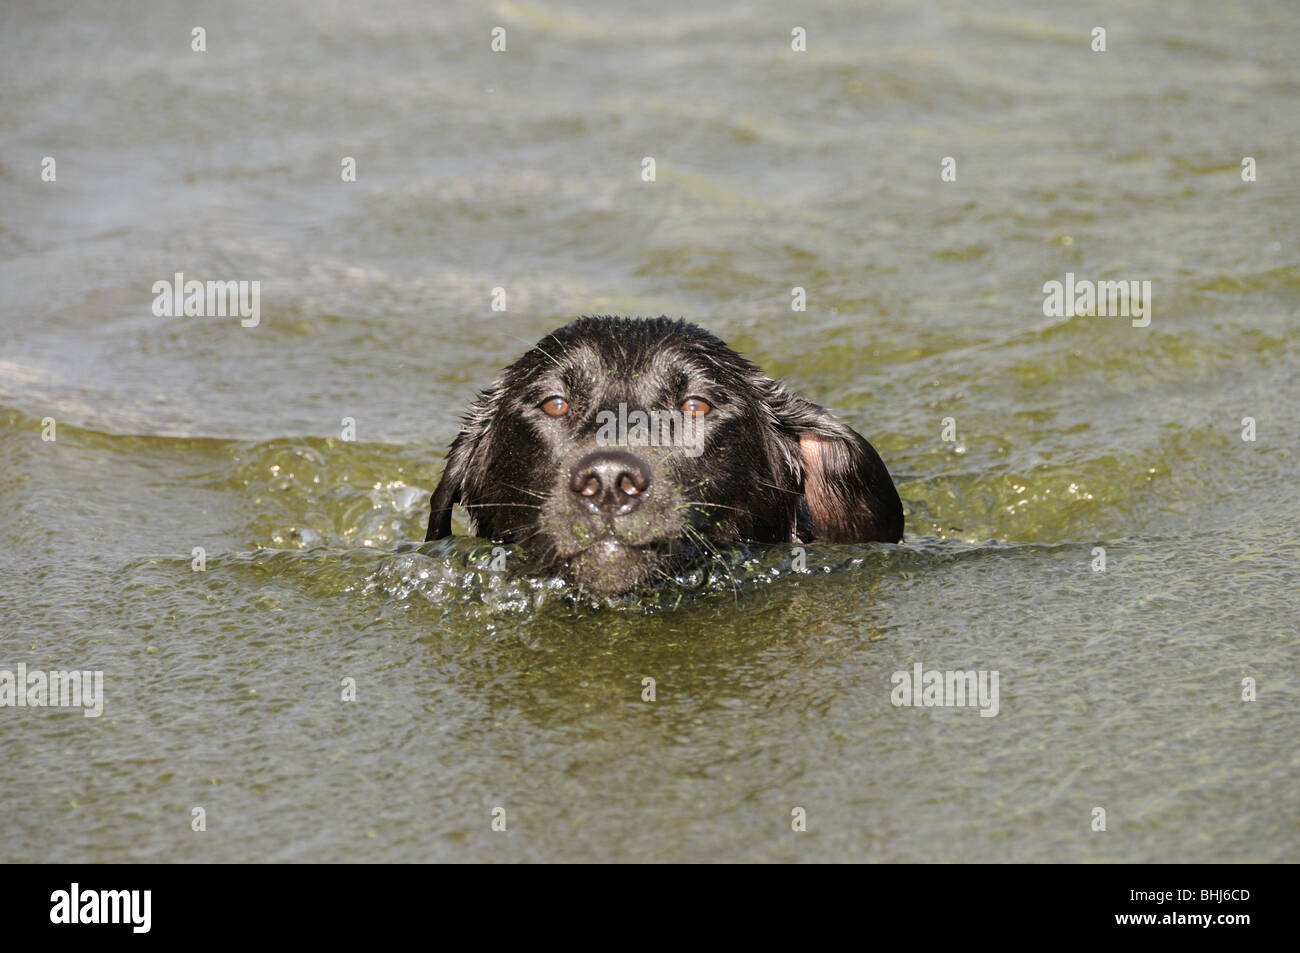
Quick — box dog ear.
[763,383,904,543]
[425,389,496,541]
[425,446,462,540]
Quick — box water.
[1,0,1296,862]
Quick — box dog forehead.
[512,318,758,404]
[554,336,693,394]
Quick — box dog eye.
[680,396,712,416]
[539,396,569,417]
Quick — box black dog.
[426,317,902,593]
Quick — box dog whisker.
[676,500,747,516]
[461,502,542,511]
[494,481,547,500]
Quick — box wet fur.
[426,316,903,593]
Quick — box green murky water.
[1,0,1296,861]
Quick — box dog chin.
[565,538,664,594]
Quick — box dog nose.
[568,450,651,515]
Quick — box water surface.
[1,0,1296,862]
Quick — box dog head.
[426,316,902,593]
